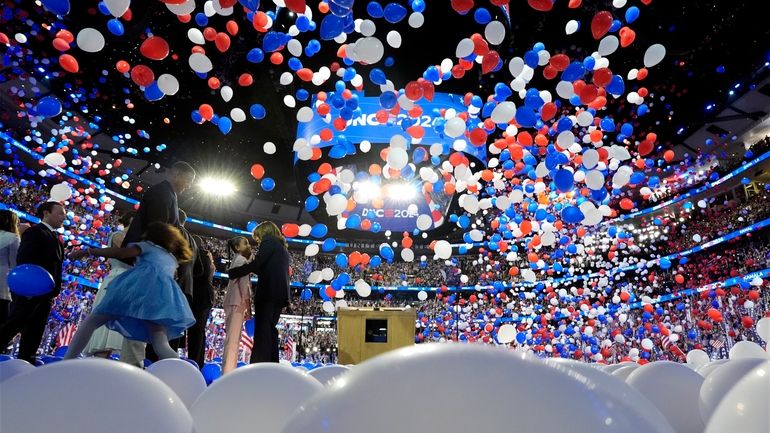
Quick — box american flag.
[283,335,296,362]
[711,338,725,349]
[55,322,76,349]
[239,327,253,362]
[661,335,686,361]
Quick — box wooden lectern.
[336,307,416,364]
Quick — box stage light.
[387,182,417,200]
[353,181,381,200]
[199,177,237,196]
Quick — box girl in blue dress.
[64,222,195,361]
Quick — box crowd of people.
[1,150,770,366]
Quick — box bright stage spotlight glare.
[387,182,417,200]
[199,177,237,197]
[353,181,382,201]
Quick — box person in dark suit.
[188,235,215,369]
[228,221,290,363]
[120,161,195,367]
[120,161,196,251]
[0,201,66,363]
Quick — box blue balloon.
[379,244,394,261]
[304,196,319,212]
[659,257,672,270]
[474,7,491,24]
[217,116,232,134]
[7,264,55,297]
[561,206,584,224]
[322,238,337,252]
[250,104,266,119]
[35,96,62,118]
[367,1,384,18]
[320,14,346,40]
[201,363,222,385]
[625,6,640,23]
[300,288,313,301]
[369,68,387,85]
[247,48,265,63]
[379,91,397,109]
[262,32,283,52]
[107,18,124,36]
[239,0,260,11]
[310,223,328,238]
[335,253,348,267]
[144,82,165,102]
[42,0,70,15]
[246,220,258,231]
[553,169,574,192]
[260,177,275,191]
[383,3,407,23]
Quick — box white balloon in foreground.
[50,183,72,201]
[643,43,666,68]
[189,53,213,73]
[705,360,770,433]
[77,28,105,53]
[263,141,276,155]
[157,74,180,95]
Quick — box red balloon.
[450,0,474,13]
[130,65,155,87]
[284,0,306,13]
[593,68,613,87]
[59,54,79,73]
[281,223,299,238]
[528,0,553,12]
[140,37,170,61]
[638,140,654,156]
[590,11,613,40]
[115,60,130,74]
[619,198,634,210]
[469,128,487,145]
[404,81,423,101]
[214,32,231,52]
[541,102,557,121]
[250,163,265,179]
[199,104,214,121]
[619,27,636,47]
[481,50,500,74]
[419,79,435,101]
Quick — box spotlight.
[353,181,381,200]
[387,182,417,200]
[199,177,237,196]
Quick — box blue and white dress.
[93,241,195,342]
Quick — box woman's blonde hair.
[143,222,193,263]
[252,221,287,247]
[0,210,20,236]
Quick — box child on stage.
[221,236,253,374]
[63,222,195,361]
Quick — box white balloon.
[287,39,303,57]
[322,300,335,313]
[497,324,516,344]
[456,38,474,58]
[686,349,710,368]
[230,108,246,122]
[44,152,66,167]
[611,363,639,381]
[191,363,322,433]
[326,194,347,216]
[0,359,192,433]
[189,53,213,73]
[484,21,506,45]
[283,345,675,433]
[356,37,384,64]
[695,359,730,378]
[417,290,428,301]
[699,358,767,424]
[729,341,766,360]
[756,317,770,343]
[76,28,105,53]
[387,147,408,170]
[434,240,452,260]
[444,117,466,138]
[359,140,371,153]
[188,28,205,44]
[157,74,180,95]
[221,86,233,102]
[297,106,314,123]
[307,365,350,386]
[0,359,35,383]
[643,44,666,68]
[400,248,414,262]
[263,141,276,155]
[705,360,770,433]
[408,12,424,28]
[386,31,401,48]
[50,183,72,201]
[166,0,195,15]
[490,101,516,123]
[104,0,130,17]
[626,361,705,433]
[147,359,207,408]
[354,279,371,297]
[305,243,319,257]
[416,214,432,231]
[565,20,579,35]
[598,35,619,56]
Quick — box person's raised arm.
[69,245,142,261]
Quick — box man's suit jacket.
[16,224,64,299]
[121,180,179,247]
[228,235,290,307]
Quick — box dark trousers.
[250,302,283,363]
[0,299,10,326]
[0,296,53,363]
[187,304,211,369]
